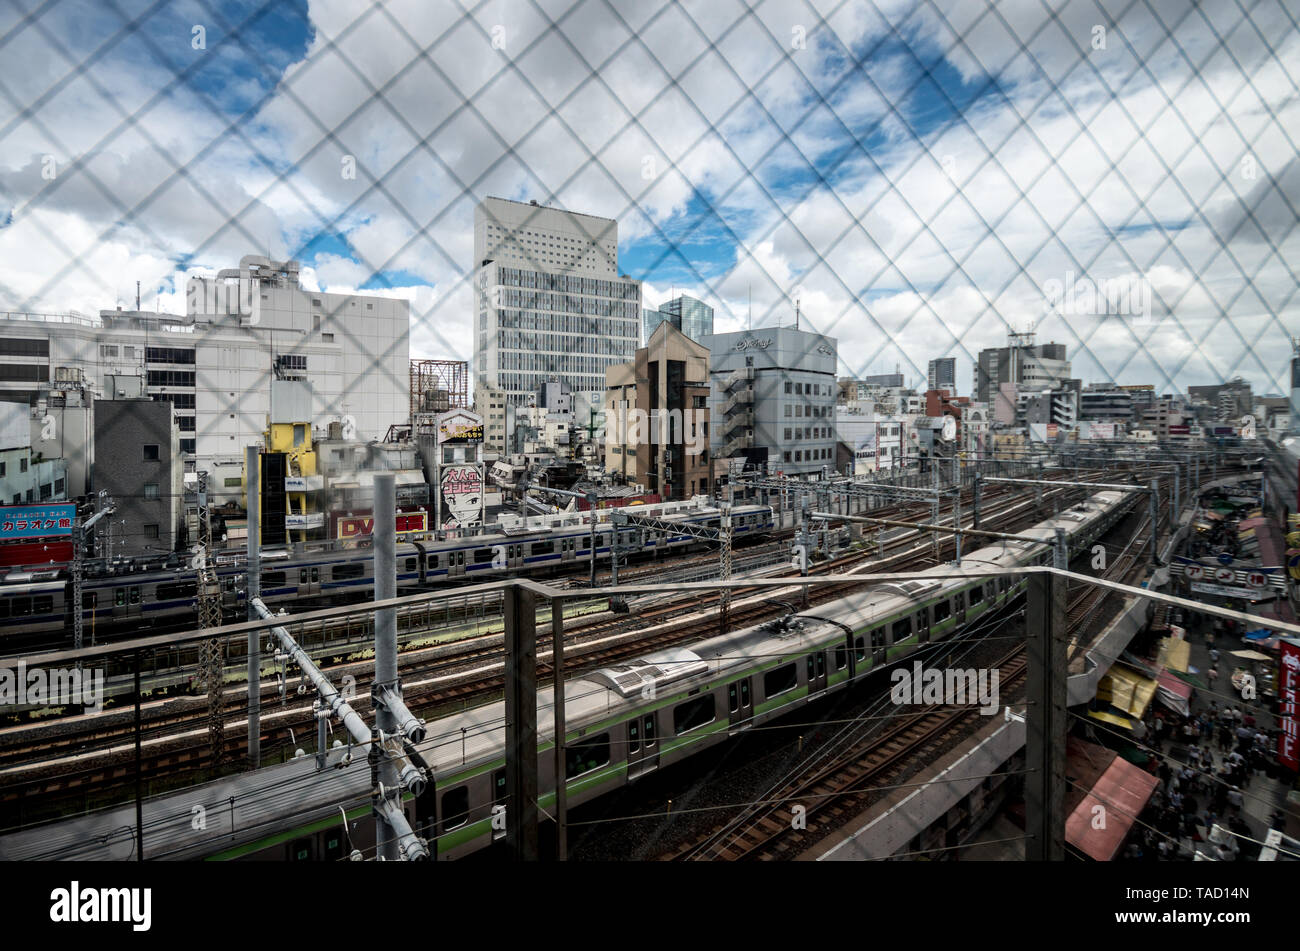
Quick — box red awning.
[1156,670,1193,716]
[1065,756,1160,861]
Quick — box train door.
[626,713,660,779]
[413,543,428,582]
[806,651,827,695]
[298,566,321,597]
[448,550,466,578]
[492,768,507,841]
[915,609,930,645]
[728,677,754,728]
[870,626,887,668]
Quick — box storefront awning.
[1156,670,1192,717]
[1097,665,1158,719]
[1066,755,1161,861]
[1158,636,1190,673]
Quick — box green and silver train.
[0,490,1135,862]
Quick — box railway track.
[0,470,1137,818]
[665,646,1029,861]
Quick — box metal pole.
[245,445,260,769]
[1149,477,1159,566]
[1025,565,1066,861]
[973,472,982,530]
[504,583,539,860]
[587,493,597,588]
[551,595,567,861]
[134,648,143,862]
[374,472,398,861]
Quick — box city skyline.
[0,2,1296,399]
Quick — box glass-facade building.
[643,295,713,345]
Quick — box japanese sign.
[0,503,75,540]
[1278,640,1299,772]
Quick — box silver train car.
[0,491,1135,861]
[0,501,776,646]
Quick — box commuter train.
[0,501,777,646]
[0,489,1138,861]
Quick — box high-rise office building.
[974,334,1070,403]
[644,295,713,345]
[473,197,641,409]
[927,357,956,393]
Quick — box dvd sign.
[336,511,427,540]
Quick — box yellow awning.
[1097,666,1158,719]
[1087,710,1135,730]
[1158,637,1191,673]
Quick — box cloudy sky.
[1,0,1297,397]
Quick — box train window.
[855,636,867,661]
[628,717,640,753]
[33,595,53,614]
[816,654,825,677]
[914,611,926,632]
[10,596,31,617]
[289,838,313,861]
[891,620,910,644]
[82,592,96,609]
[806,655,815,680]
[310,567,319,583]
[493,769,507,806]
[933,600,950,623]
[644,714,657,748]
[764,663,798,698]
[323,830,345,861]
[983,582,995,602]
[0,600,7,618]
[260,572,286,588]
[332,563,365,581]
[474,548,496,564]
[441,786,470,831]
[157,582,198,601]
[300,568,308,585]
[129,587,141,605]
[565,733,610,779]
[673,695,715,735]
[835,645,848,670]
[114,588,126,607]
[728,682,739,713]
[871,628,885,650]
[530,541,553,556]
[405,558,416,572]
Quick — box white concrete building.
[473,196,641,409]
[0,255,409,501]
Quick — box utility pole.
[1026,549,1066,860]
[720,487,733,636]
[373,473,398,861]
[504,582,539,860]
[195,471,225,769]
[73,494,114,655]
[1149,477,1159,566]
[246,446,260,768]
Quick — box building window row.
[495,290,639,319]
[498,267,638,299]
[145,346,196,364]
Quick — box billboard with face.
[439,464,483,528]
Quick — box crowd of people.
[1128,703,1283,861]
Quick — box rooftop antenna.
[795,299,800,330]
[135,281,140,311]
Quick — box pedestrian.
[1209,647,1220,667]
[1208,666,1219,688]
[1227,786,1244,814]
